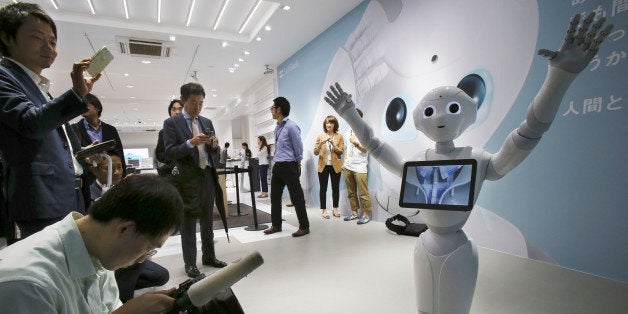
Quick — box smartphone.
[87,46,114,77]
[204,130,215,137]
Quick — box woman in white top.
[257,136,271,198]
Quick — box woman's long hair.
[258,136,271,156]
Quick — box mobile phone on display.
[87,46,114,77]
[204,130,215,137]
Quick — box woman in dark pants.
[313,115,344,219]
[257,136,271,198]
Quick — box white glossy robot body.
[325,10,612,314]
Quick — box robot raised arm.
[325,82,406,177]
[487,13,613,180]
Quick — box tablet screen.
[399,159,477,211]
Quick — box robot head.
[413,86,477,143]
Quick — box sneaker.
[357,216,370,225]
[344,213,358,221]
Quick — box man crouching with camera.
[0,174,182,313]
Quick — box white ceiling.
[1,0,363,131]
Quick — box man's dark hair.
[273,97,290,116]
[180,82,205,99]
[89,174,183,238]
[85,93,103,117]
[0,3,57,57]
[225,142,230,148]
[241,142,248,148]
[168,99,183,116]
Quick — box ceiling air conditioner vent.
[116,36,173,58]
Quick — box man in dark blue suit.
[0,3,101,238]
[163,82,226,277]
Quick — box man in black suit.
[72,93,125,208]
[163,83,226,277]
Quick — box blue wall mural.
[277,0,627,283]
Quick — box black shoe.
[202,258,227,268]
[185,265,202,278]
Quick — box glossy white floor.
[147,190,628,314]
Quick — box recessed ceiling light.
[125,85,134,88]
[222,41,228,48]
[169,35,176,41]
[234,64,239,67]
[238,58,244,62]
[228,68,235,73]
[244,50,250,55]
[141,60,151,64]
[212,94,218,97]
[124,73,129,77]
[282,5,290,11]
[130,96,136,99]
[256,37,261,41]
[264,25,271,31]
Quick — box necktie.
[192,118,208,169]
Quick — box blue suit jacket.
[0,58,88,221]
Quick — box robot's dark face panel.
[386,97,407,132]
[457,74,486,110]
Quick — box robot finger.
[582,17,606,49]
[589,24,614,52]
[537,49,557,60]
[565,13,581,43]
[324,96,333,106]
[575,12,595,45]
[335,82,346,95]
[326,90,339,103]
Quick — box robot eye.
[457,74,486,109]
[423,105,434,118]
[447,102,461,114]
[386,97,407,131]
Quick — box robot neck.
[435,141,455,154]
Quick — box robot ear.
[457,74,485,110]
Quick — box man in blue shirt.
[263,97,310,237]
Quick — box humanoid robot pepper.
[325,12,613,314]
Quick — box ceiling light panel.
[33,0,280,43]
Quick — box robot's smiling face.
[414,86,477,143]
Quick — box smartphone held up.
[86,46,114,77]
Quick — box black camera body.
[167,274,244,314]
[168,274,206,313]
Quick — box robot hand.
[324,82,356,117]
[538,12,613,74]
